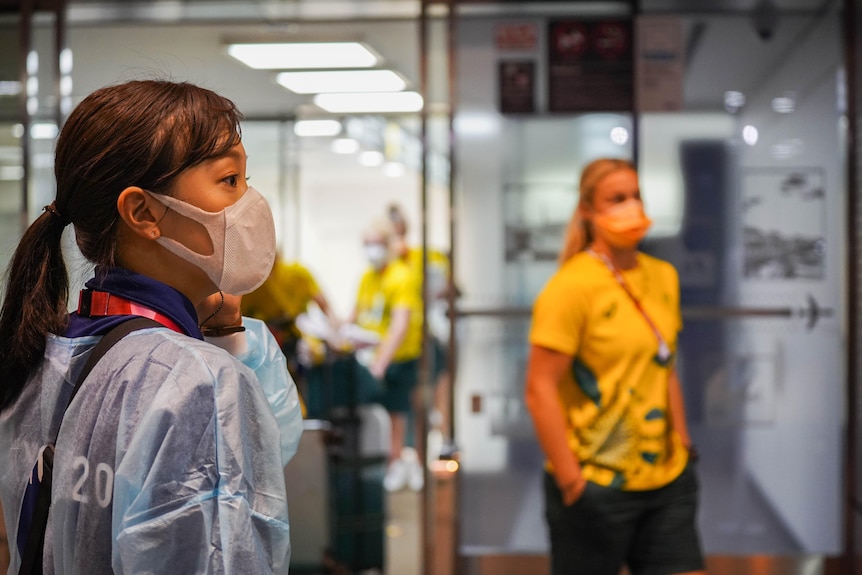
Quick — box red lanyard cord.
[77,289,184,334]
[588,250,672,363]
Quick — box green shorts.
[382,358,419,413]
[304,356,383,418]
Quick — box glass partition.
[452,3,847,571]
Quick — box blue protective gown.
[0,268,303,574]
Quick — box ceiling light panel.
[293,119,342,137]
[276,70,406,94]
[332,138,360,154]
[227,42,378,70]
[314,91,424,114]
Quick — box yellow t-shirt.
[355,259,422,362]
[403,246,450,300]
[242,260,321,322]
[529,251,688,491]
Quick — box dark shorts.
[382,358,419,413]
[543,464,705,575]
[303,356,384,418]
[430,337,448,381]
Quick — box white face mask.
[150,186,276,295]
[365,243,389,270]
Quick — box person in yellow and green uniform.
[525,158,705,575]
[242,257,336,363]
[351,216,424,492]
[386,203,456,461]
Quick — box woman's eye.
[224,175,239,186]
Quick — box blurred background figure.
[350,216,424,492]
[387,203,457,461]
[525,158,703,575]
[242,254,339,384]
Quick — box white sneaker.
[400,447,424,491]
[407,459,424,491]
[429,409,444,429]
[384,459,407,492]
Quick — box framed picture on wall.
[503,182,576,262]
[740,167,826,280]
[498,60,536,114]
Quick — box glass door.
[448,2,850,573]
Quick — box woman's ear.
[117,187,166,239]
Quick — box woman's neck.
[588,242,638,270]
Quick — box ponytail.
[557,208,590,266]
[0,80,264,411]
[0,207,70,410]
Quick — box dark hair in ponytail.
[0,80,243,411]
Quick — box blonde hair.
[364,215,398,257]
[557,158,637,265]
[387,202,408,236]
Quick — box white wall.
[729,10,845,553]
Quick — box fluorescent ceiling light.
[609,126,629,145]
[0,81,21,96]
[276,70,406,94]
[31,122,59,140]
[724,90,745,113]
[293,119,342,137]
[359,150,384,167]
[0,166,24,181]
[743,125,758,146]
[454,113,500,138]
[771,96,795,114]
[384,162,406,178]
[314,91,423,113]
[227,42,378,70]
[331,138,360,154]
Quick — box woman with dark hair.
[525,158,704,575]
[0,80,301,574]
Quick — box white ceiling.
[0,0,837,122]
[65,19,426,119]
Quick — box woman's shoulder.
[537,252,603,301]
[382,259,415,286]
[105,328,252,385]
[637,252,679,278]
[551,251,606,285]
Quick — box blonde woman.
[525,158,705,575]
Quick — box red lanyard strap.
[588,250,672,364]
[77,289,184,334]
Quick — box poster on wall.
[741,167,826,280]
[498,60,535,114]
[495,22,538,51]
[547,19,633,112]
[635,15,684,111]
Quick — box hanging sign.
[547,19,633,112]
[495,23,538,51]
[635,15,684,111]
[498,60,536,114]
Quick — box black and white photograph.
[741,168,826,280]
[503,183,576,262]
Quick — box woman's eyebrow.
[208,149,248,166]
